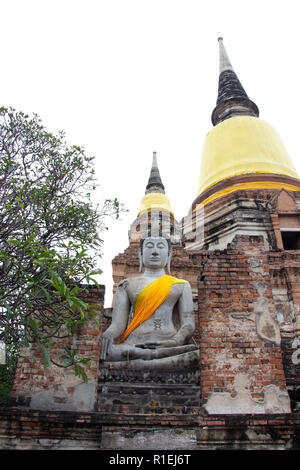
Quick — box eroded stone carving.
[100,236,199,370]
[204,374,290,414]
[231,282,281,345]
[29,366,97,411]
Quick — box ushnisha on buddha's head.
[139,235,172,273]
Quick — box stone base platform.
[0,407,296,450]
[97,367,200,408]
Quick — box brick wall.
[4,229,300,447]
[11,285,104,411]
[268,252,300,410]
[0,406,295,450]
[193,235,289,410]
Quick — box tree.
[0,106,121,380]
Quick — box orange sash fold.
[119,275,187,344]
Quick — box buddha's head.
[139,235,172,272]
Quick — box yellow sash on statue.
[119,275,187,344]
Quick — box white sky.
[1,0,300,306]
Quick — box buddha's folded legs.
[102,348,199,370]
[105,343,198,362]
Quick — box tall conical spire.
[145,151,165,194]
[211,37,259,126]
[138,151,172,216]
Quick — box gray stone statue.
[100,236,199,370]
[101,237,198,369]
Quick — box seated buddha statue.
[100,235,199,370]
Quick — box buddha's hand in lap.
[101,330,114,360]
[135,339,179,349]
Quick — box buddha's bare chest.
[126,279,182,311]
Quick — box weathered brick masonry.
[10,286,104,411]
[2,189,300,449]
[0,406,296,450]
[2,232,300,449]
[196,236,286,402]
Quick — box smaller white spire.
[218,36,234,74]
[152,151,158,168]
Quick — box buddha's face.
[141,237,170,269]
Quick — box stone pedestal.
[97,368,200,408]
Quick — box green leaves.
[57,348,94,382]
[0,343,19,407]
[0,106,124,382]
[40,343,51,369]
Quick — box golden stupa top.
[197,115,299,196]
[197,38,299,199]
[138,192,173,215]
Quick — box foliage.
[0,106,121,382]
[0,343,18,406]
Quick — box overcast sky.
[1,0,300,306]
